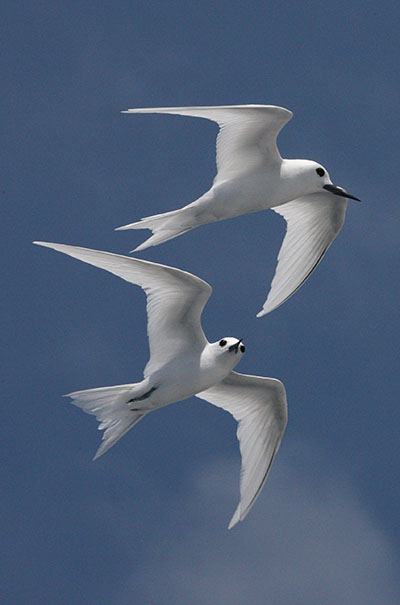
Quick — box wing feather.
[33,242,211,375]
[258,193,348,316]
[122,105,293,179]
[196,371,287,528]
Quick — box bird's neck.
[278,159,315,201]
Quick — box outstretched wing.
[196,371,287,529]
[122,105,293,180]
[258,193,348,316]
[34,242,211,375]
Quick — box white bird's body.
[118,105,359,315]
[123,339,244,410]
[34,241,287,528]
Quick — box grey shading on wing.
[196,371,287,529]
[258,193,348,316]
[33,242,212,376]
[122,105,293,180]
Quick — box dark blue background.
[3,2,399,603]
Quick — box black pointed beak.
[229,339,242,354]
[323,184,360,201]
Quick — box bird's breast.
[150,352,232,407]
[209,173,284,217]
[148,356,215,406]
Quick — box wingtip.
[33,240,57,250]
[32,241,75,255]
[228,506,241,529]
[228,517,240,530]
[256,298,279,317]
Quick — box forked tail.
[115,207,194,251]
[65,383,147,459]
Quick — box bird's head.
[208,337,246,369]
[296,160,360,201]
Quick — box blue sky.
[3,1,400,602]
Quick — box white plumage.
[34,241,287,528]
[118,105,359,315]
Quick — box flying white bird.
[34,241,287,529]
[117,105,360,316]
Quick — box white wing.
[34,242,211,376]
[258,193,348,316]
[122,105,293,180]
[196,371,287,529]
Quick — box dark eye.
[316,167,325,177]
[240,345,246,353]
[219,339,227,347]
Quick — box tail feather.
[116,207,194,251]
[65,383,147,459]
[115,207,184,232]
[132,228,191,252]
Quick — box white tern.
[34,241,287,528]
[117,105,360,316]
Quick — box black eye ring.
[240,345,246,353]
[219,339,227,347]
[316,167,325,177]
